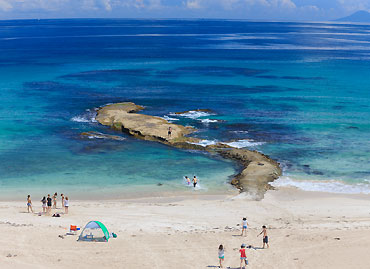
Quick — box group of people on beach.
[184,176,198,188]
[27,192,69,215]
[218,217,269,269]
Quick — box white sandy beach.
[1,187,370,269]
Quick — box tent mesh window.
[78,221,110,242]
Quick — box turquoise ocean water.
[0,19,369,199]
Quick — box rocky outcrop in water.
[94,102,282,199]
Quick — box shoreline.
[1,187,370,268]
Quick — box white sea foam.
[86,132,126,141]
[230,130,249,134]
[162,115,179,122]
[189,139,218,147]
[71,116,90,123]
[224,139,265,148]
[70,109,97,123]
[272,176,370,194]
[199,118,219,124]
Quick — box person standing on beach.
[61,194,65,209]
[239,244,248,268]
[257,225,269,249]
[192,176,198,188]
[53,192,57,209]
[47,194,52,213]
[27,195,33,213]
[168,126,172,138]
[64,197,69,214]
[41,196,47,213]
[218,244,225,268]
[241,217,249,236]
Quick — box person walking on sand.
[185,176,191,186]
[52,192,57,209]
[27,195,33,213]
[241,217,249,236]
[41,196,47,213]
[192,176,198,188]
[47,194,52,213]
[257,225,269,249]
[61,193,65,209]
[64,197,69,214]
[239,244,248,268]
[168,126,172,138]
[218,244,225,268]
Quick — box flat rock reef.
[94,102,282,199]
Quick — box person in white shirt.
[64,196,69,214]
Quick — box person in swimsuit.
[53,192,57,209]
[168,126,172,138]
[185,176,191,185]
[239,244,248,268]
[192,176,198,188]
[61,194,65,209]
[64,197,69,214]
[258,225,269,249]
[27,195,33,213]
[241,217,249,236]
[218,244,225,268]
[47,194,52,214]
[41,196,47,213]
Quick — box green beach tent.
[78,221,110,242]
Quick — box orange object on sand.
[70,225,77,231]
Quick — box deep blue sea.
[1,19,369,199]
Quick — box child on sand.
[185,176,191,185]
[61,194,65,209]
[257,225,269,249]
[192,176,198,188]
[41,196,47,213]
[64,197,69,214]
[241,217,249,236]
[239,244,248,268]
[27,195,33,213]
[218,244,225,268]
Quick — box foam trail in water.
[224,139,265,148]
[272,176,370,194]
[70,109,97,123]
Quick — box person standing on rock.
[168,126,172,138]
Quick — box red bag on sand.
[70,225,77,231]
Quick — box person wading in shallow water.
[168,126,172,138]
[192,176,198,188]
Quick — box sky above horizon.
[0,0,369,21]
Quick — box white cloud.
[338,0,370,12]
[186,0,202,9]
[245,0,296,9]
[0,0,12,11]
